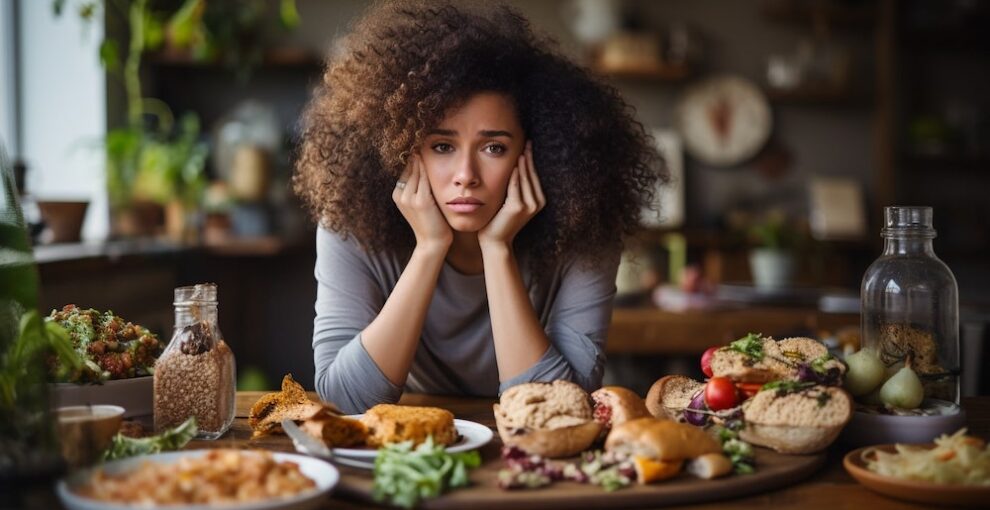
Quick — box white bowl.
[57,450,339,510]
[840,400,968,448]
[51,376,153,418]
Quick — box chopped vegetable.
[101,417,197,461]
[865,428,990,485]
[715,426,756,475]
[727,333,764,360]
[760,380,816,396]
[373,436,481,508]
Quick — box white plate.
[332,416,493,459]
[56,450,339,510]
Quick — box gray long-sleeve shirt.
[312,227,619,413]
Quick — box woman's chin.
[446,218,486,233]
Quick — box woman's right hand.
[392,154,452,251]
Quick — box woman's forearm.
[361,241,448,386]
[481,242,551,381]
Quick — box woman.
[294,0,665,413]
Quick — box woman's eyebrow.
[426,128,513,138]
[479,130,513,138]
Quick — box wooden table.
[190,392,990,510]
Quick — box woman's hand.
[479,142,545,248]
[393,154,452,251]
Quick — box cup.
[56,405,124,468]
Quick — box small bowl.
[56,405,124,468]
[840,399,967,448]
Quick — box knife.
[281,419,375,470]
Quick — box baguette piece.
[685,453,733,479]
[740,384,852,454]
[591,386,651,440]
[645,375,704,421]
[605,417,722,461]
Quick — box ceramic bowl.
[839,399,967,448]
[56,405,124,468]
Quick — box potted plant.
[55,0,209,240]
[747,210,801,290]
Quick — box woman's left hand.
[479,142,546,248]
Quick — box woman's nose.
[453,155,480,187]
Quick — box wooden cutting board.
[333,439,826,509]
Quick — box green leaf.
[52,0,67,17]
[99,39,120,73]
[102,417,198,460]
[728,333,764,360]
[279,0,300,29]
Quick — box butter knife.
[281,419,375,470]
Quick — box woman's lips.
[447,197,484,213]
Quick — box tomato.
[735,382,763,399]
[704,376,740,410]
[700,346,719,378]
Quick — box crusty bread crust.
[645,375,704,421]
[300,414,368,447]
[361,404,457,447]
[605,417,721,461]
[592,386,651,425]
[248,374,329,438]
[711,336,844,383]
[494,404,602,458]
[740,385,852,454]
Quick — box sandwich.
[493,380,601,458]
[591,386,652,440]
[645,375,704,421]
[709,334,845,385]
[739,381,853,454]
[361,404,458,447]
[300,413,369,448]
[605,417,732,483]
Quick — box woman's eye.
[484,143,506,155]
[431,143,454,153]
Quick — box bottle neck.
[882,235,935,256]
[174,304,218,330]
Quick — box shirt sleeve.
[498,251,619,394]
[312,227,403,413]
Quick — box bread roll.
[645,375,704,421]
[605,417,721,461]
[591,386,651,440]
[740,385,852,454]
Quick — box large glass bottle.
[861,206,959,404]
[153,283,236,439]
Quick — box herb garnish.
[373,437,481,508]
[101,416,197,460]
[727,333,764,360]
[715,426,756,474]
[760,380,816,395]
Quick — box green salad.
[46,305,163,383]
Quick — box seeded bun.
[740,385,853,454]
[645,375,704,421]
[494,380,600,458]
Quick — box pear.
[844,348,886,397]
[879,364,924,409]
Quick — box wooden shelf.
[592,62,692,83]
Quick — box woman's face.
[419,92,525,233]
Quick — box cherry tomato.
[704,376,740,411]
[735,382,763,399]
[700,346,719,378]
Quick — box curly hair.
[294,0,666,274]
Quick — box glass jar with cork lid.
[153,283,236,439]
[861,206,960,406]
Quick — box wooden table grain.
[184,392,990,510]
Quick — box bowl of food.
[841,399,967,448]
[47,305,164,417]
[56,405,124,468]
[57,449,339,510]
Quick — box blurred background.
[1,0,988,394]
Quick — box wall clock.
[675,75,772,167]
